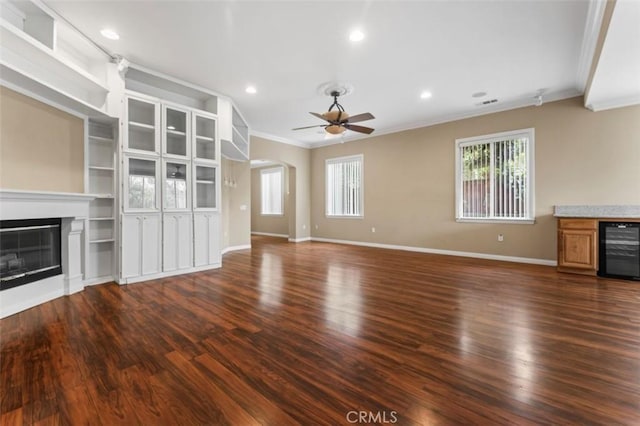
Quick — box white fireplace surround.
[0,189,95,318]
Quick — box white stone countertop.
[554,205,640,218]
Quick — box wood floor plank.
[2,235,640,424]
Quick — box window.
[326,155,363,217]
[455,128,534,223]
[261,167,283,215]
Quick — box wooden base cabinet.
[163,213,193,272]
[121,214,162,281]
[194,212,221,267]
[557,219,597,275]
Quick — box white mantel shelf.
[554,205,640,218]
[0,189,95,220]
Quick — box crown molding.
[586,94,640,112]
[577,0,608,91]
[250,130,312,149]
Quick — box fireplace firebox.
[0,218,62,291]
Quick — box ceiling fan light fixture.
[325,124,346,135]
[322,111,349,122]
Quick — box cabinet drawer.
[558,218,597,230]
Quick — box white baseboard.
[122,263,222,285]
[222,244,252,255]
[289,237,312,243]
[84,275,115,286]
[310,237,557,266]
[251,232,289,238]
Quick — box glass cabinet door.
[164,106,189,157]
[127,98,157,153]
[126,157,158,210]
[164,161,189,210]
[194,165,217,209]
[194,114,216,161]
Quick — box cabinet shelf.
[89,135,114,143]
[90,217,115,221]
[90,238,115,244]
[167,129,186,136]
[129,121,155,130]
[89,166,115,171]
[196,135,214,142]
[92,194,114,199]
[196,180,215,185]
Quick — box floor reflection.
[258,252,283,307]
[457,296,536,403]
[324,264,362,337]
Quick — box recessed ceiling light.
[420,91,433,99]
[472,91,487,98]
[245,85,257,94]
[100,28,119,40]
[349,29,365,42]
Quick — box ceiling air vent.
[476,98,498,106]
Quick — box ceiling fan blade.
[309,112,330,122]
[344,112,375,123]
[344,124,375,134]
[292,124,326,130]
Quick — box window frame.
[454,128,535,224]
[325,154,364,219]
[260,166,284,216]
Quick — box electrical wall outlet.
[371,227,376,233]
[498,234,504,242]
[315,224,319,230]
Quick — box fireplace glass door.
[0,218,62,290]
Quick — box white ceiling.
[44,1,635,146]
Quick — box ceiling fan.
[293,91,375,135]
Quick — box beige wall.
[251,166,289,236]
[310,97,640,261]
[0,86,84,192]
[221,158,251,249]
[251,136,311,240]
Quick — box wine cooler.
[598,222,640,280]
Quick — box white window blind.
[326,155,363,217]
[455,129,534,222]
[261,167,283,215]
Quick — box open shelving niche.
[86,118,118,285]
[0,0,121,117]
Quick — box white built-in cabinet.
[120,92,221,283]
[163,213,193,271]
[194,213,221,267]
[121,214,162,279]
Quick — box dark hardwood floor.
[2,235,640,425]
